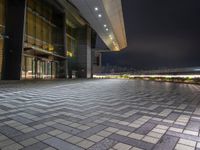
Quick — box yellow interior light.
[48,45,54,51]
[67,51,73,57]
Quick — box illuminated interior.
[25,0,63,52]
[66,22,77,57]
[21,55,57,79]
[22,0,82,79]
[22,0,64,79]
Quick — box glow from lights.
[93,74,200,79]
[67,51,73,57]
[194,68,200,71]
[104,24,107,28]
[98,14,102,18]
[94,7,98,11]
[106,28,108,31]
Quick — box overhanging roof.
[68,0,127,51]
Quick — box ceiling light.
[106,28,108,31]
[98,14,102,18]
[104,24,107,28]
[94,7,98,11]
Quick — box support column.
[56,13,67,79]
[2,0,27,80]
[77,26,92,78]
[93,51,102,74]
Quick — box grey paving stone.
[88,138,117,150]
[11,116,33,124]
[102,121,135,132]
[1,143,23,150]
[135,122,156,135]
[44,137,84,150]
[165,112,180,121]
[153,135,179,150]
[109,133,154,150]
[0,125,22,138]
[123,114,142,122]
[166,130,200,142]
[20,142,49,150]
[0,80,200,150]
[186,121,200,132]
[51,123,81,135]
[13,127,54,142]
[77,125,107,138]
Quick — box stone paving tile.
[77,139,95,149]
[20,138,38,146]
[1,143,23,150]
[153,135,179,150]
[66,136,84,144]
[102,120,136,132]
[20,142,49,150]
[128,132,144,140]
[77,124,107,138]
[0,125,22,138]
[88,138,118,150]
[0,80,200,149]
[113,143,132,150]
[12,127,54,142]
[44,137,84,150]
[87,134,105,142]
[0,139,15,149]
[135,122,156,135]
[56,132,72,140]
[51,123,81,135]
[108,133,154,150]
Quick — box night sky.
[101,0,200,70]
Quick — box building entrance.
[22,55,58,79]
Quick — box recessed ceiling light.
[98,14,102,18]
[94,7,98,11]
[104,24,107,28]
[106,28,108,31]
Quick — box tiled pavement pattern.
[0,79,200,150]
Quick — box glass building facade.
[0,0,95,80]
[22,0,64,79]
[0,0,126,80]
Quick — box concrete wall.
[77,26,92,78]
[3,0,27,80]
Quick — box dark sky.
[101,0,200,70]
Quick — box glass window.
[0,0,5,28]
[26,0,62,53]
[66,24,77,57]
[26,57,33,79]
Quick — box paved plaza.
[0,79,200,150]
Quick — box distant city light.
[93,74,200,79]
